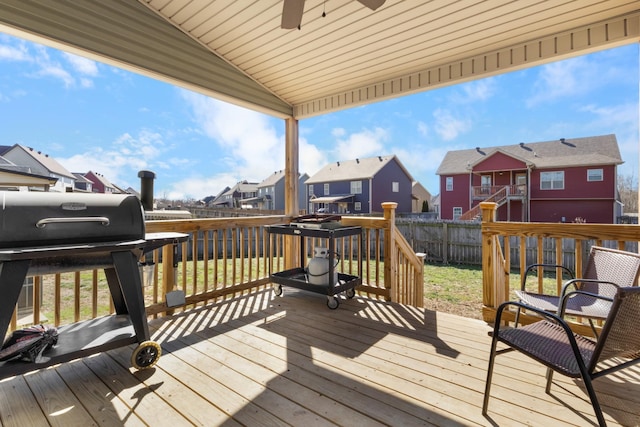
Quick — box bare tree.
[618,172,638,214]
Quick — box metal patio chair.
[515,246,640,335]
[483,286,640,427]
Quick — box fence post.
[382,202,398,302]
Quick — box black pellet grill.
[0,191,187,379]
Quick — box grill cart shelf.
[0,232,187,380]
[267,223,362,309]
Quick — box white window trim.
[453,207,462,220]
[587,168,603,182]
[540,171,564,190]
[350,180,362,194]
[446,177,453,191]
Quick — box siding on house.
[436,135,622,223]
[306,155,414,214]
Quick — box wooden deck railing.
[480,201,640,335]
[7,203,424,334]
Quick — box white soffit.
[0,1,639,119]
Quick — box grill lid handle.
[35,217,110,228]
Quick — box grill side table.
[267,224,362,309]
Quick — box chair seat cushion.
[499,320,596,377]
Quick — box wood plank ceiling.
[1,0,639,118]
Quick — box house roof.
[85,171,116,189]
[436,134,623,175]
[221,181,258,197]
[1,2,637,119]
[6,145,76,179]
[258,170,309,188]
[306,155,412,184]
[258,170,286,188]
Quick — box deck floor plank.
[0,374,49,427]
[55,359,146,427]
[23,367,98,427]
[81,351,190,427]
[1,288,639,426]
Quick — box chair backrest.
[581,246,640,297]
[591,286,640,371]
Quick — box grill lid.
[0,192,145,249]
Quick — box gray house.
[305,155,413,214]
[0,144,76,192]
[256,170,309,211]
[213,180,258,208]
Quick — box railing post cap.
[382,202,398,208]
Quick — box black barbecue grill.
[0,191,187,379]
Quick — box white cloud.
[163,173,239,200]
[181,91,285,181]
[56,129,167,189]
[458,78,496,103]
[334,127,387,159]
[0,39,98,89]
[433,108,471,141]
[331,127,346,137]
[62,52,99,76]
[417,121,429,137]
[526,56,599,107]
[0,42,30,61]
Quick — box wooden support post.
[162,244,175,315]
[481,202,498,322]
[284,117,299,270]
[383,202,398,302]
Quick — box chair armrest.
[495,300,567,328]
[521,263,575,291]
[558,289,614,317]
[560,279,619,297]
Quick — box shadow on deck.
[1,289,639,426]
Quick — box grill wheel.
[130,340,162,369]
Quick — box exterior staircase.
[459,186,508,221]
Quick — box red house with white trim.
[436,134,623,223]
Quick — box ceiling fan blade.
[281,0,305,29]
[357,0,386,10]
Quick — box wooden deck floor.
[1,288,639,427]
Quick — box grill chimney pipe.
[138,170,155,211]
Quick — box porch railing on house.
[480,201,640,336]
[6,203,424,334]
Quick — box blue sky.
[1,33,638,200]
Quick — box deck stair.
[459,187,508,221]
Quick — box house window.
[308,185,314,196]
[587,169,603,182]
[446,177,453,191]
[392,182,399,192]
[354,202,361,211]
[350,180,362,194]
[540,171,564,190]
[453,207,462,220]
[323,183,330,195]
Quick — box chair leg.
[482,334,500,415]
[514,306,522,327]
[582,376,607,427]
[545,368,554,394]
